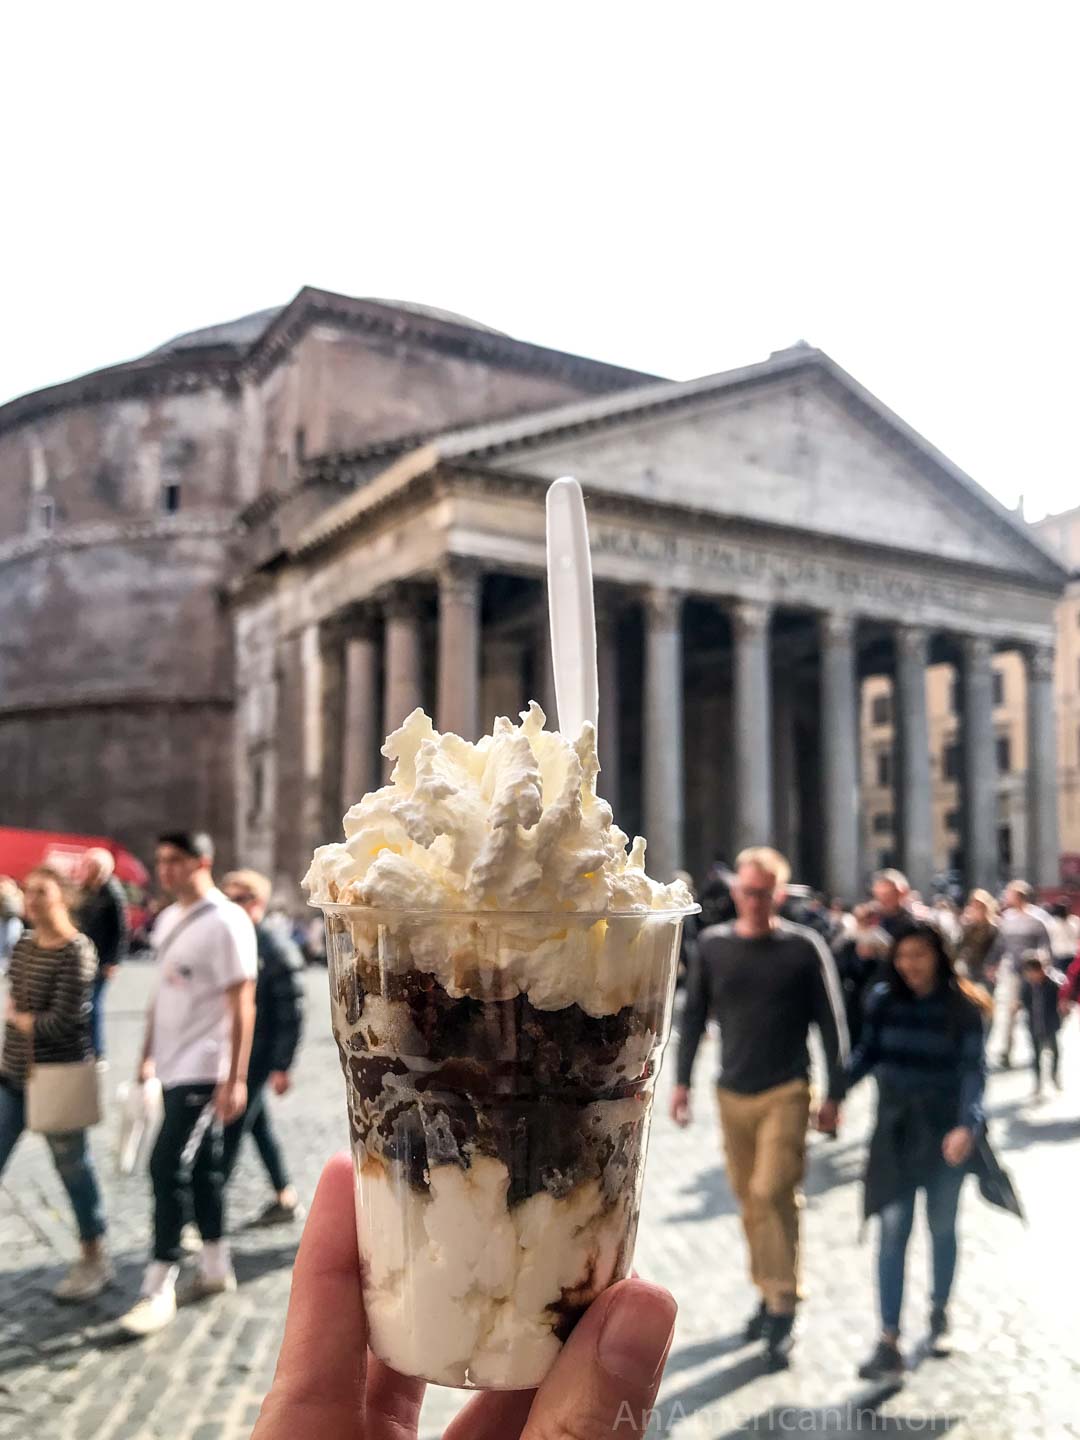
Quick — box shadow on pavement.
[662,1331,747,1378]
[664,1164,741,1223]
[656,1350,770,1421]
[719,1381,960,1436]
[998,1111,1079,1148]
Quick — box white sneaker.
[53,1254,114,1303]
[118,1289,178,1338]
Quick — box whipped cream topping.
[304,704,691,915]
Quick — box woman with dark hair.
[0,866,111,1301]
[845,922,991,1379]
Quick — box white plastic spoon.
[545,476,598,740]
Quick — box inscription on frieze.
[589,524,981,616]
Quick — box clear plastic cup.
[317,904,697,1390]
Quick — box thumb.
[522,1279,676,1438]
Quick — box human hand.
[10,1008,34,1037]
[814,1099,841,1135]
[942,1127,975,1167]
[670,1084,692,1127]
[138,1058,155,1084]
[102,965,119,982]
[270,1071,291,1097]
[214,1079,248,1124]
[253,1153,677,1440]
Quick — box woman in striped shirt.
[1,866,112,1301]
[846,921,991,1380]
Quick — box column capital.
[960,633,994,666]
[1026,643,1055,682]
[896,623,930,661]
[438,557,482,607]
[819,611,856,647]
[731,598,772,640]
[643,586,683,629]
[382,582,426,622]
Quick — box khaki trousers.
[717,1078,811,1315]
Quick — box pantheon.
[0,288,1066,901]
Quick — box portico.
[233,346,1065,901]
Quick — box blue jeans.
[877,1164,966,1335]
[0,1081,108,1243]
[90,975,108,1058]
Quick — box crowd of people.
[0,834,305,1337]
[1,835,1078,1391]
[674,851,1079,1380]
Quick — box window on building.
[876,751,891,788]
[878,849,897,870]
[949,846,964,874]
[35,495,55,534]
[871,694,891,726]
[996,734,1012,774]
[950,674,961,714]
[945,808,960,832]
[277,451,289,489]
[992,669,1005,707]
[944,743,961,780]
[872,812,891,835]
[998,824,1013,870]
[295,426,306,464]
[162,481,181,514]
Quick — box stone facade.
[0,290,650,868]
[0,298,1067,897]
[231,347,1067,902]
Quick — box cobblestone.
[2,961,1078,1438]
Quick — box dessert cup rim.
[309,901,701,922]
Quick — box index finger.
[254,1152,367,1433]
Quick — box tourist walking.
[1018,955,1064,1098]
[955,890,1001,994]
[119,832,256,1339]
[220,870,305,1226]
[832,903,891,1048]
[991,881,1052,1069]
[76,848,130,1058]
[846,923,991,1379]
[871,870,918,942]
[0,867,111,1300]
[672,846,848,1368]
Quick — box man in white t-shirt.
[120,831,256,1338]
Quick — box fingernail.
[598,1283,677,1386]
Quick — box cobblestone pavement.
[1,961,1078,1439]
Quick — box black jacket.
[251,921,305,1075]
[76,875,130,975]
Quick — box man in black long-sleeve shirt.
[77,848,130,1058]
[672,846,848,1367]
[221,870,306,1226]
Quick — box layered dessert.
[305,703,693,1388]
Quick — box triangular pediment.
[439,354,1064,588]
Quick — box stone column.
[819,613,860,899]
[596,594,621,807]
[383,586,424,764]
[341,609,380,811]
[772,667,799,866]
[961,635,998,891]
[732,600,774,854]
[485,637,525,723]
[437,560,481,740]
[643,588,684,880]
[894,624,934,896]
[1025,644,1059,887]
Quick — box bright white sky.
[5,4,1078,519]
